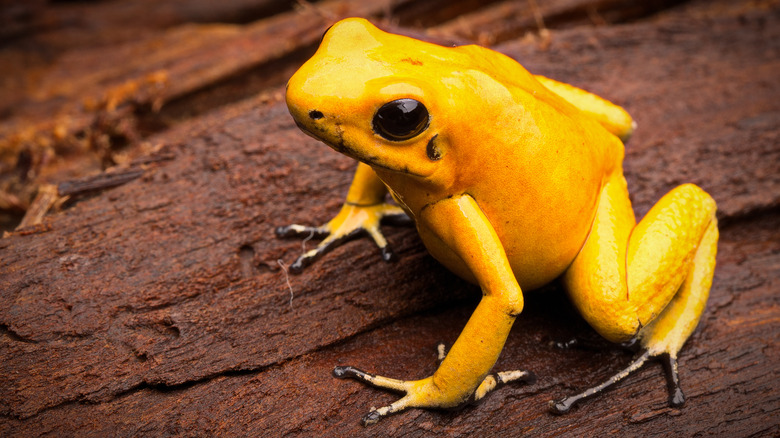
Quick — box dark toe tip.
[380,246,397,262]
[332,366,351,378]
[669,388,686,408]
[553,338,579,349]
[362,410,382,426]
[548,399,572,415]
[289,258,306,274]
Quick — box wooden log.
[0,0,415,212]
[1,0,778,436]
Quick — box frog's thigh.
[534,75,635,141]
[562,172,635,341]
[639,216,717,356]
[564,174,717,346]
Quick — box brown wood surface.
[1,0,778,436]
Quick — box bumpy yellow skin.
[283,18,718,423]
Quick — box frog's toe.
[364,224,397,262]
[473,369,535,403]
[288,231,361,273]
[287,244,323,274]
[550,350,650,414]
[660,352,685,407]
[360,399,412,426]
[361,408,385,426]
[333,365,408,392]
[333,366,416,425]
[274,223,329,239]
[436,342,447,363]
[281,225,395,274]
[288,251,316,274]
[379,246,396,262]
[549,349,685,414]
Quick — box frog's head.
[286,18,528,189]
[286,18,442,181]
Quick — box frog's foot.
[550,271,708,415]
[333,366,533,425]
[549,348,685,414]
[275,202,409,273]
[335,343,533,426]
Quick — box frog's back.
[421,45,626,290]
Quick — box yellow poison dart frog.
[278,18,718,425]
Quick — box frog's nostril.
[309,110,324,120]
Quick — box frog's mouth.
[293,118,322,142]
[293,113,429,178]
[292,117,354,157]
[335,138,429,178]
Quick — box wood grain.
[1,0,778,436]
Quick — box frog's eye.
[372,99,429,141]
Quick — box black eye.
[372,99,429,141]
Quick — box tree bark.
[1,0,778,436]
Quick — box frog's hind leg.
[550,239,716,415]
[559,174,718,412]
[636,213,718,404]
[534,75,636,142]
[552,217,716,413]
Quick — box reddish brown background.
[1,0,778,436]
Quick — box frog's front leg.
[334,194,529,425]
[275,162,408,273]
[553,172,718,413]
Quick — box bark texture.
[1,0,778,436]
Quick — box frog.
[277,17,719,425]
